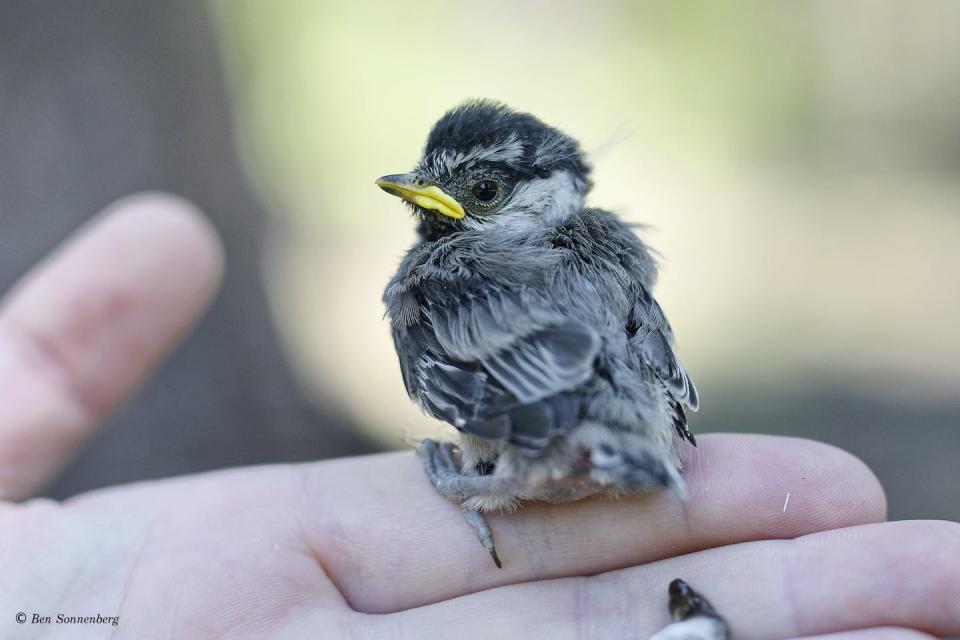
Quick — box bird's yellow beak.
[376,173,465,220]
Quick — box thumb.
[0,193,223,499]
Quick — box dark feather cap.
[423,100,592,185]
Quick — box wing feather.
[629,286,699,412]
[393,288,597,448]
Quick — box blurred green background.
[210,0,960,518]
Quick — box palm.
[1,196,957,640]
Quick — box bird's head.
[377,101,592,239]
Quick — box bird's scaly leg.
[462,507,502,568]
[419,439,524,499]
[418,439,520,568]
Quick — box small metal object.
[649,579,731,640]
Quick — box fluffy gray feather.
[384,206,697,452]
[380,100,698,518]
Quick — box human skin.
[0,194,957,639]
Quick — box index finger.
[300,433,887,613]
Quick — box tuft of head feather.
[419,100,592,190]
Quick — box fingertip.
[781,436,888,527]
[0,192,226,498]
[892,519,960,612]
[689,434,887,538]
[823,440,887,525]
[788,520,960,637]
[99,191,225,298]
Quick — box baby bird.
[378,101,699,568]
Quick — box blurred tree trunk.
[0,1,374,497]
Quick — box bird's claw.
[419,439,503,568]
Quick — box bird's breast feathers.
[385,208,655,325]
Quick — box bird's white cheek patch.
[502,170,585,224]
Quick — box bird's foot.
[462,507,502,568]
[418,439,469,500]
[418,438,521,500]
[417,439,505,568]
[649,579,730,640]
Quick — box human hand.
[1,195,957,639]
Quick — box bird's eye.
[472,180,499,202]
